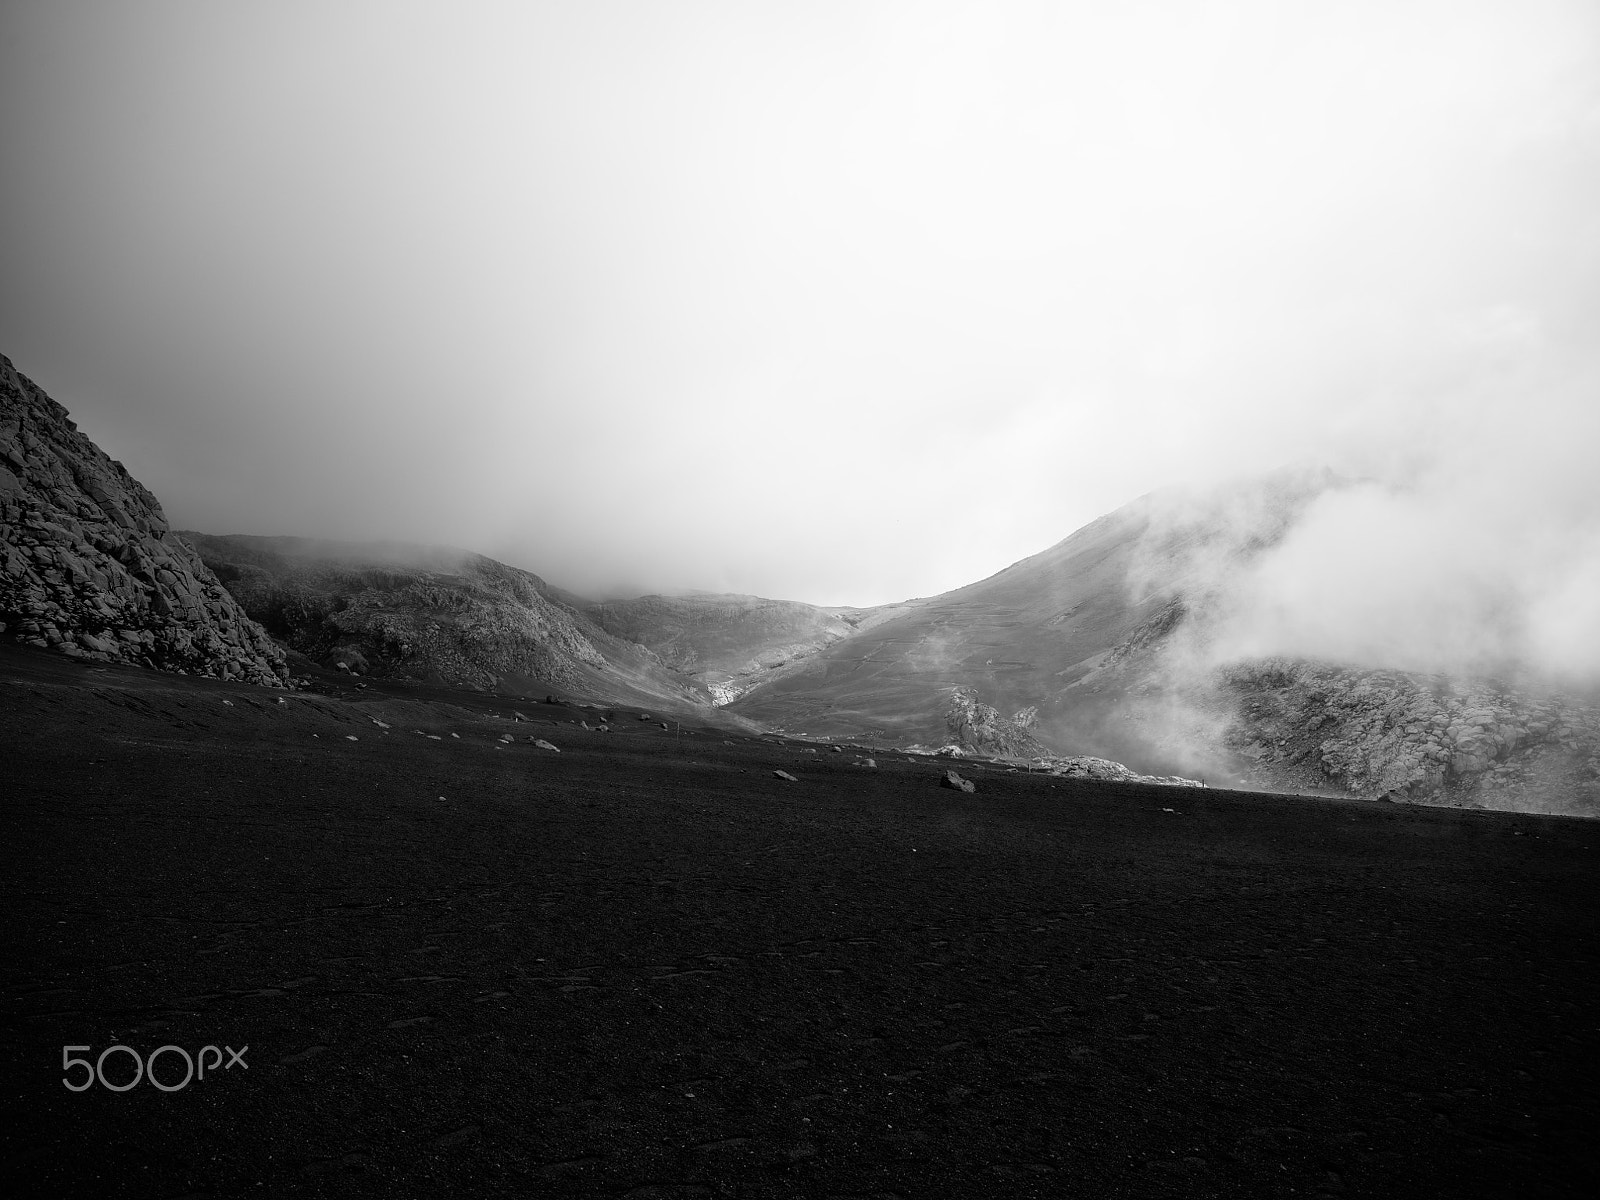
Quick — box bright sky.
[2,0,1596,606]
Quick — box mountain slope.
[582,592,901,704]
[721,470,1599,815]
[181,533,718,712]
[0,354,289,685]
[722,472,1327,761]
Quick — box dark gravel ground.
[3,643,1597,1198]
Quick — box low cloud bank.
[1134,333,1600,688]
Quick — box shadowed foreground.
[3,645,1597,1198]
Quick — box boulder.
[940,769,976,793]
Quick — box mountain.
[724,472,1330,754]
[0,354,289,685]
[581,592,908,704]
[711,471,1598,816]
[179,532,723,713]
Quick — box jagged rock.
[1038,755,1206,787]
[940,769,976,793]
[944,687,1047,759]
[0,354,288,686]
[1223,658,1600,817]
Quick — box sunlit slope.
[727,503,1173,750]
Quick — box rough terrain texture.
[4,642,1597,1198]
[0,356,288,686]
[1223,659,1600,817]
[584,592,888,705]
[944,685,1049,759]
[181,532,715,712]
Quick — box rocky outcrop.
[944,686,1049,759]
[180,533,717,713]
[1036,755,1206,788]
[182,534,614,690]
[1223,659,1600,817]
[0,355,289,686]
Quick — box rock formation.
[180,532,716,710]
[0,355,289,686]
[1223,658,1600,816]
[1035,755,1206,788]
[943,686,1048,759]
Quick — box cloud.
[2,2,1597,608]
[1125,305,1600,686]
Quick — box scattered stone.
[344,735,358,742]
[773,770,798,782]
[498,734,514,743]
[533,739,559,752]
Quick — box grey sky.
[3,0,1596,607]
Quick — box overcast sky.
[2,0,1596,606]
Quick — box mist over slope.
[583,592,906,705]
[723,468,1600,816]
[724,471,1335,754]
[181,533,714,712]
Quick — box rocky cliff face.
[1076,596,1600,816]
[1223,659,1600,817]
[0,355,289,686]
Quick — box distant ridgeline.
[0,354,289,686]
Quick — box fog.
[2,1,1596,616]
[1129,330,1600,686]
